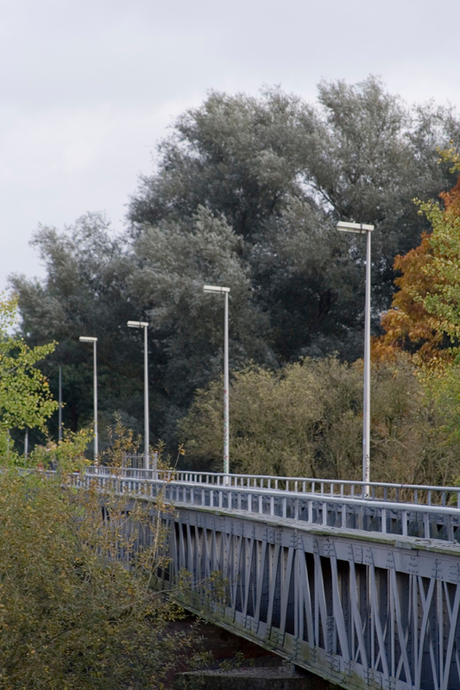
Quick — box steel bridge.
[80,468,460,690]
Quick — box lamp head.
[337,221,374,234]
[203,285,230,294]
[127,320,149,328]
[79,336,97,343]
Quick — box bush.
[179,356,460,485]
[0,449,194,690]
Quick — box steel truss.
[80,470,460,689]
[158,505,460,690]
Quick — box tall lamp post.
[58,365,63,442]
[127,321,150,470]
[337,221,374,494]
[203,285,230,476]
[79,336,98,462]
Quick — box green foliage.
[128,206,271,413]
[10,78,460,450]
[0,456,194,689]
[129,78,460,358]
[180,356,459,485]
[370,358,456,486]
[29,427,93,472]
[180,358,362,478]
[0,293,57,455]
[99,412,142,467]
[416,197,460,343]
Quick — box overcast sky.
[2,0,460,292]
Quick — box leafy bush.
[0,449,194,689]
[180,356,459,485]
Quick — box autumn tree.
[375,173,460,365]
[419,175,460,343]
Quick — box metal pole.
[224,290,229,476]
[144,324,150,470]
[58,365,63,442]
[363,229,371,494]
[24,429,28,458]
[79,336,98,463]
[336,221,374,496]
[93,340,98,462]
[203,286,230,476]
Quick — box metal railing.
[78,468,460,544]
[87,465,460,507]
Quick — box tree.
[0,293,57,454]
[375,173,460,365]
[129,78,460,360]
[9,214,149,441]
[12,79,460,451]
[418,176,460,344]
[373,233,449,363]
[11,210,273,447]
[0,441,195,689]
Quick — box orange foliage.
[373,177,460,365]
[440,175,460,217]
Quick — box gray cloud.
[2,0,460,290]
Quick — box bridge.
[78,468,460,690]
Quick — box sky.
[1,0,460,292]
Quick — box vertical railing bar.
[402,510,408,536]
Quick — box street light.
[127,321,150,470]
[203,285,230,476]
[79,336,98,462]
[58,365,63,442]
[337,221,374,494]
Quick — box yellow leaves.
[438,145,460,174]
[0,469,196,689]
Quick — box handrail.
[77,470,460,545]
[86,466,460,507]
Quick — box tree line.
[8,76,460,479]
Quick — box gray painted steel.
[80,470,460,690]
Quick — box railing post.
[402,510,408,536]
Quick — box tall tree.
[127,206,272,439]
[129,78,460,360]
[9,214,146,438]
[11,79,460,450]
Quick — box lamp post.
[58,365,63,442]
[79,336,98,462]
[337,221,374,494]
[203,285,230,476]
[127,321,150,470]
